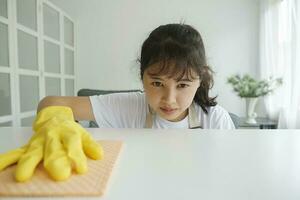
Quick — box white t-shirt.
[89,92,235,129]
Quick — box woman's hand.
[0,106,103,182]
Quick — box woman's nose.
[162,88,176,104]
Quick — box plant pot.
[245,97,258,124]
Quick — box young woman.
[39,23,235,129]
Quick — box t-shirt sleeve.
[89,92,146,128]
[208,105,236,129]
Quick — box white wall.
[50,0,260,117]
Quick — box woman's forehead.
[145,61,199,80]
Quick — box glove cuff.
[33,106,74,132]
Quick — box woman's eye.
[151,82,163,87]
[177,84,189,88]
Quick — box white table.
[1,127,300,200]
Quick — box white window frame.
[0,0,76,127]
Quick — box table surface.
[0,127,300,200]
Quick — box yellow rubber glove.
[0,106,103,182]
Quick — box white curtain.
[259,0,300,128]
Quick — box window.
[0,0,76,127]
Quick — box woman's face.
[143,63,200,122]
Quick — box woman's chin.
[158,111,185,122]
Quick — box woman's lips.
[160,107,178,115]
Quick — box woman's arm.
[37,96,95,121]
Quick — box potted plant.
[227,74,282,124]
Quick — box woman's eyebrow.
[177,78,193,82]
[148,74,196,82]
[149,75,164,80]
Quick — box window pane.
[0,0,7,18]
[0,73,11,116]
[45,77,61,96]
[43,4,60,40]
[65,49,74,75]
[21,116,35,126]
[65,79,74,96]
[18,30,38,70]
[0,22,9,67]
[0,121,12,127]
[19,75,39,112]
[64,17,74,46]
[16,0,37,30]
[44,40,60,73]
